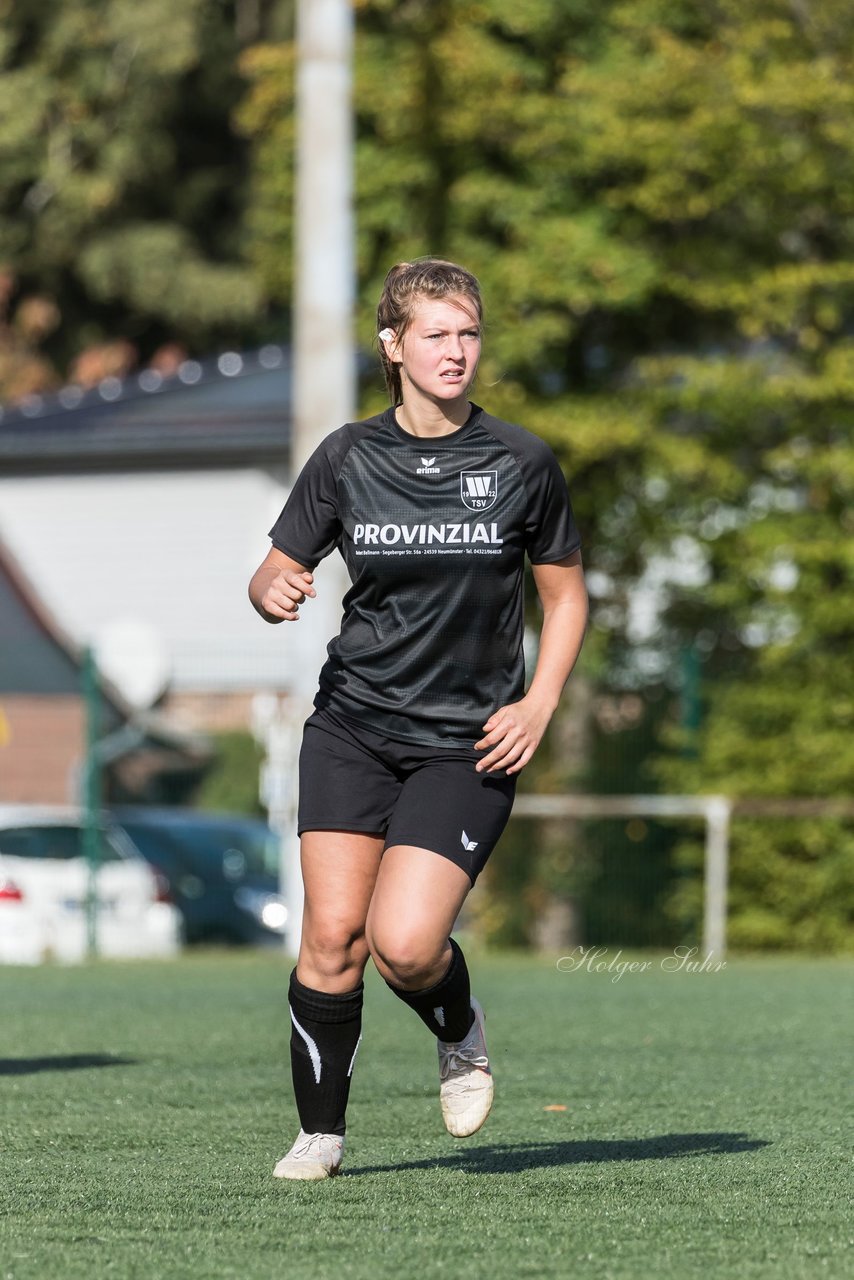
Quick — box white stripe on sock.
[346,1032,362,1078]
[434,1006,445,1028]
[289,1006,322,1084]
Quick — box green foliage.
[193,730,265,818]
[665,819,854,954]
[78,224,258,329]
[235,43,296,314]
[655,652,854,953]
[0,0,264,390]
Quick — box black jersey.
[268,403,581,748]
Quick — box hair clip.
[378,328,394,342]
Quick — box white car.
[0,805,182,964]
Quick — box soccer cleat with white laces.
[272,1129,345,1180]
[437,996,494,1138]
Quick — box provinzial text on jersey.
[353,522,503,547]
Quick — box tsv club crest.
[460,469,498,512]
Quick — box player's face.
[393,296,482,404]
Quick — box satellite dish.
[92,619,171,708]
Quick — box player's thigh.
[366,757,516,972]
[366,842,472,977]
[298,830,385,988]
[384,755,516,888]
[298,708,400,839]
[297,706,402,931]
[297,709,400,979]
[300,829,385,936]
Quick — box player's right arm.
[248,547,317,624]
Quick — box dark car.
[109,807,288,947]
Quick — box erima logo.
[461,470,498,511]
[461,831,479,852]
[353,522,503,546]
[417,456,440,475]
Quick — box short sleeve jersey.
[268,402,581,748]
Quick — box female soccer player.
[249,258,587,1179]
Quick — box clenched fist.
[249,554,317,624]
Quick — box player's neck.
[395,394,472,439]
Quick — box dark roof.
[0,537,212,786]
[0,346,291,474]
[0,536,123,717]
[0,539,88,697]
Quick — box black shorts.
[297,706,517,884]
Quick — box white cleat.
[272,1129,344,1180]
[438,997,494,1138]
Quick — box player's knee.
[301,918,369,982]
[368,928,445,988]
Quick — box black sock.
[288,970,363,1137]
[384,937,475,1041]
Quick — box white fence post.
[702,796,732,961]
[510,793,734,958]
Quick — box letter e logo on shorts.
[460,470,498,512]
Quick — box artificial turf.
[1,948,851,1280]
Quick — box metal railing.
[511,794,854,960]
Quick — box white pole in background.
[293,0,355,471]
[702,796,731,962]
[281,0,356,959]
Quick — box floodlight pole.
[293,0,355,472]
[281,0,356,959]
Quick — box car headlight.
[233,886,288,933]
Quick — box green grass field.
[2,948,851,1280]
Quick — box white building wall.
[0,468,317,694]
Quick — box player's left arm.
[475,550,588,775]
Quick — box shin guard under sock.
[384,937,475,1041]
[288,970,364,1137]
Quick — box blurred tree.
[0,266,59,399]
[569,1,854,951]
[193,730,266,818]
[0,0,286,396]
